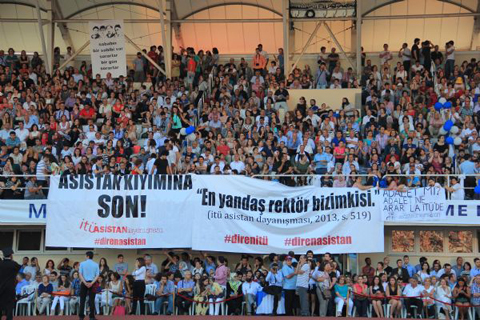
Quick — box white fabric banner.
[46,175,383,253]
[381,187,447,221]
[89,20,126,78]
[0,200,48,225]
[46,175,195,248]
[191,176,384,254]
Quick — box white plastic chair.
[16,286,36,316]
[144,284,157,315]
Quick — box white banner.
[381,187,447,221]
[46,175,195,248]
[191,176,384,254]
[89,20,126,78]
[46,175,383,253]
[0,200,48,225]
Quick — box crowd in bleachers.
[12,252,480,318]
[0,40,480,200]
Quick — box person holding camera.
[263,263,283,315]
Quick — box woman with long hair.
[453,277,470,320]
[131,258,147,315]
[369,275,385,317]
[386,276,402,318]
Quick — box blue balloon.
[185,126,195,135]
[475,185,480,195]
[334,112,340,118]
[434,102,443,111]
[443,120,454,131]
[446,136,454,145]
[443,101,452,109]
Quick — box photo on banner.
[89,20,126,78]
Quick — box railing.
[1,173,479,200]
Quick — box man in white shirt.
[403,278,424,317]
[242,271,262,315]
[445,176,464,200]
[15,121,29,142]
[296,255,310,316]
[230,154,245,173]
[445,40,455,78]
[399,42,412,73]
[379,43,393,65]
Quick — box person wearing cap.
[0,247,21,320]
[264,263,284,315]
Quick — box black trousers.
[79,282,96,319]
[175,295,192,315]
[284,289,296,316]
[405,298,423,317]
[354,298,369,317]
[132,280,145,315]
[0,289,15,320]
[263,285,282,315]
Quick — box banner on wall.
[89,20,126,78]
[46,175,384,253]
[46,175,196,249]
[0,200,48,225]
[191,176,384,254]
[381,187,447,221]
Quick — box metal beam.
[470,0,480,49]
[0,0,47,12]
[179,2,282,20]
[323,22,356,73]
[35,0,50,74]
[170,0,184,49]
[356,0,362,78]
[125,35,166,76]
[65,2,165,19]
[159,0,171,78]
[282,0,290,78]
[290,22,323,74]
[51,0,74,50]
[58,40,89,70]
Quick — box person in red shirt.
[79,104,96,125]
[216,139,230,157]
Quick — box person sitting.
[242,270,261,315]
[334,275,353,317]
[370,275,385,317]
[50,274,71,315]
[403,277,424,318]
[36,275,53,315]
[154,273,174,315]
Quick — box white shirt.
[446,46,455,60]
[132,266,146,280]
[403,284,424,297]
[296,263,310,288]
[402,48,411,61]
[242,280,262,296]
[230,160,245,173]
[15,128,29,142]
[450,182,464,200]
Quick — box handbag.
[112,305,126,316]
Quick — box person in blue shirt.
[15,273,28,296]
[154,273,174,315]
[281,256,297,316]
[36,275,53,315]
[403,255,415,278]
[79,251,100,320]
[314,148,331,174]
[264,263,284,315]
[331,131,346,147]
[471,258,480,278]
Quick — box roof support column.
[159,0,172,78]
[356,0,362,78]
[282,0,290,78]
[36,0,51,74]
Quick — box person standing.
[264,263,283,315]
[0,248,21,320]
[296,255,311,316]
[131,257,147,315]
[281,256,297,316]
[78,251,99,320]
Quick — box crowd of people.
[0,38,479,199]
[9,251,480,319]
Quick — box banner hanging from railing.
[89,20,126,78]
[46,175,384,253]
[381,187,447,221]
